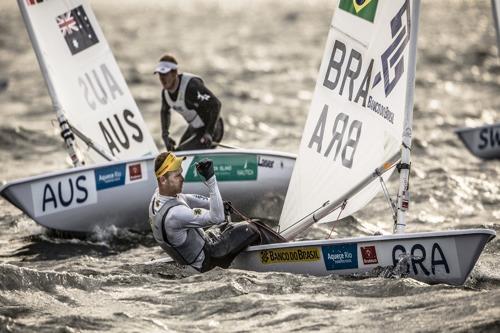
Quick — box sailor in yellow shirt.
[149,152,260,272]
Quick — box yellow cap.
[155,153,186,178]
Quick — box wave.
[9,227,157,262]
[0,264,101,292]
[0,126,60,154]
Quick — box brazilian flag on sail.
[339,0,378,23]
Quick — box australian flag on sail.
[56,5,99,55]
[26,0,44,6]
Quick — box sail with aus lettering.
[19,0,158,163]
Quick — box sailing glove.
[200,133,213,147]
[165,137,177,151]
[196,159,214,181]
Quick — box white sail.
[493,0,500,53]
[280,0,415,234]
[18,0,158,162]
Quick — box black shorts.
[200,222,260,272]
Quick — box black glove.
[166,137,176,151]
[200,133,213,147]
[195,159,214,181]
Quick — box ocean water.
[0,0,499,332]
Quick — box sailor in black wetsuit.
[154,53,224,151]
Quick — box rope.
[377,162,399,224]
[227,202,251,222]
[327,200,347,239]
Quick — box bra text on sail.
[323,40,373,107]
[323,39,396,125]
[308,105,362,169]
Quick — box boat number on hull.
[31,171,97,217]
[392,243,450,276]
[478,126,500,150]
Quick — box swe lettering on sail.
[308,106,362,169]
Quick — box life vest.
[163,73,205,129]
[151,197,206,266]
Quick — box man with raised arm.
[154,53,224,151]
[149,152,260,272]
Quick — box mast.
[394,0,421,234]
[17,0,84,167]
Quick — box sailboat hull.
[0,149,295,232]
[455,123,500,160]
[232,229,495,285]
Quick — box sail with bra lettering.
[279,0,413,234]
[18,0,158,162]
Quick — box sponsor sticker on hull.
[361,245,378,264]
[126,162,148,184]
[95,164,126,190]
[31,171,97,217]
[185,154,258,182]
[260,247,321,265]
[322,243,358,270]
[26,0,45,6]
[128,163,142,181]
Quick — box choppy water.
[1,0,499,332]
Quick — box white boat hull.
[455,123,500,160]
[0,149,295,232]
[232,229,496,285]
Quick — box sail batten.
[279,0,416,238]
